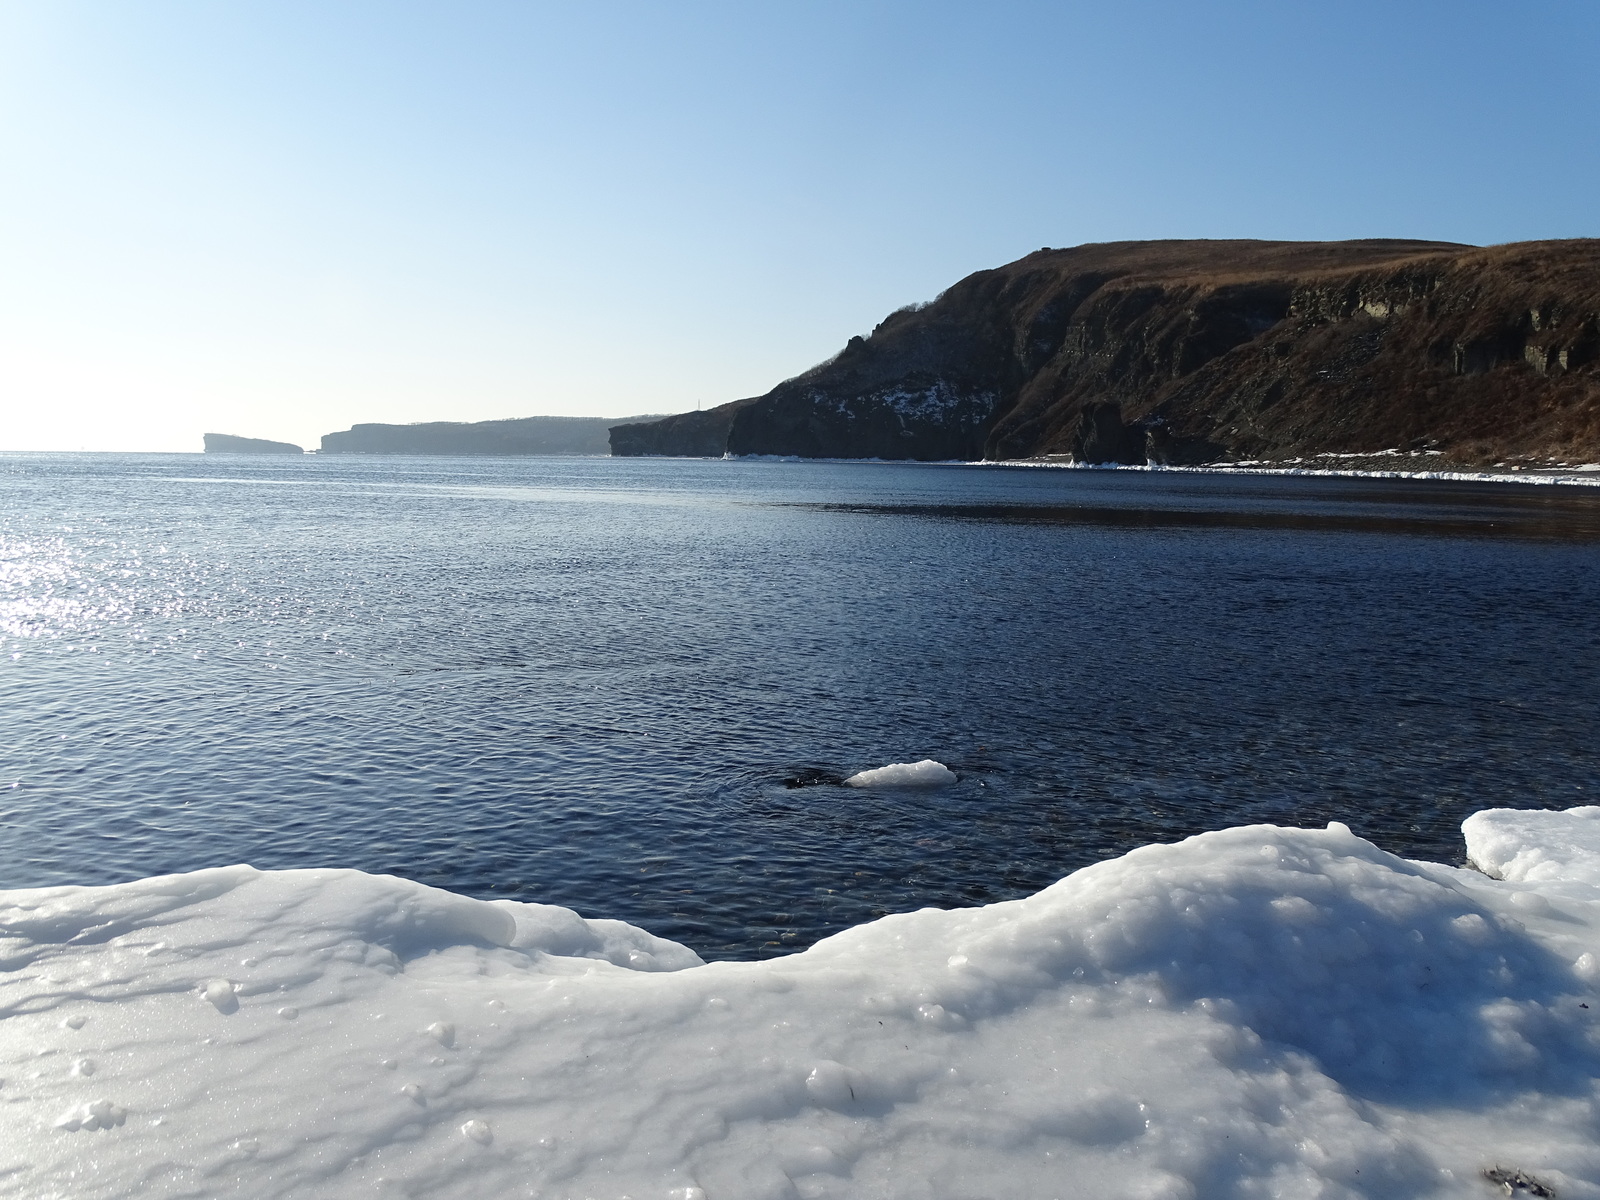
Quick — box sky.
[0,1,1596,452]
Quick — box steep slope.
[611,239,1600,466]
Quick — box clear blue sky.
[2,1,1595,451]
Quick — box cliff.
[607,400,759,458]
[610,239,1600,466]
[203,433,303,454]
[321,415,665,456]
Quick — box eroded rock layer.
[611,239,1600,465]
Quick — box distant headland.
[205,416,668,457]
[318,415,665,456]
[203,433,303,454]
[610,238,1600,469]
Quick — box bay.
[3,452,1598,958]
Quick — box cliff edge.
[611,239,1600,466]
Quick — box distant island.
[610,238,1600,468]
[203,433,304,454]
[320,415,666,456]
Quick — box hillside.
[610,239,1600,466]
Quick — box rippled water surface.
[4,453,1599,957]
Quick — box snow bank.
[843,758,957,787]
[6,814,1600,1199]
[1465,805,1600,884]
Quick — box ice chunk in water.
[844,759,956,787]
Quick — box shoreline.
[998,456,1600,488]
[13,447,1600,488]
[725,450,1600,487]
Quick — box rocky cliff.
[322,415,665,456]
[204,433,303,454]
[610,239,1600,466]
[608,402,758,458]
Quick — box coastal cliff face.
[611,239,1600,465]
[608,402,758,458]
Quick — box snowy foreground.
[6,811,1600,1199]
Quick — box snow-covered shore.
[6,810,1600,1199]
[735,451,1600,489]
[1001,456,1600,488]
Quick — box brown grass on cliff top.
[1006,238,1600,294]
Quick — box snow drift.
[4,808,1600,1198]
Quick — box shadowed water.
[3,453,1599,958]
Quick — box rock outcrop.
[608,402,758,458]
[203,433,303,454]
[611,239,1600,466]
[322,415,664,456]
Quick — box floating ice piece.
[844,758,956,787]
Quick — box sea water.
[3,452,1599,958]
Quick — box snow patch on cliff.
[822,383,997,426]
